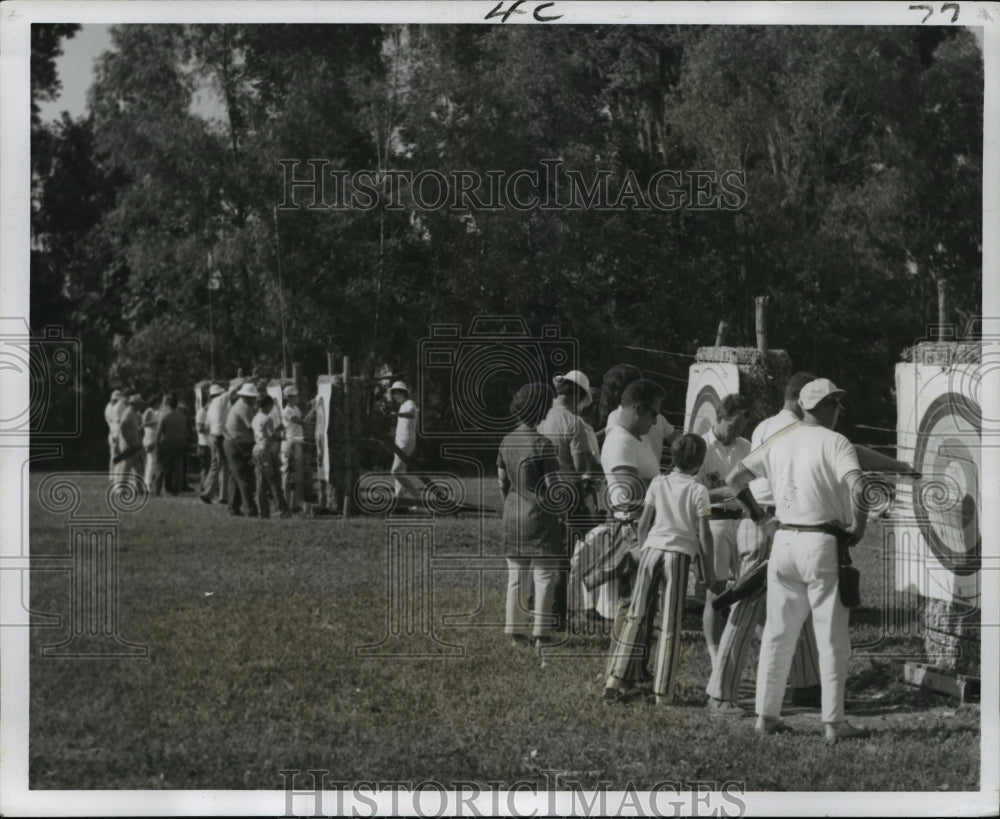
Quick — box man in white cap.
[281,385,304,512]
[223,381,259,517]
[389,381,419,503]
[105,389,124,478]
[201,383,230,504]
[538,370,592,480]
[726,378,871,743]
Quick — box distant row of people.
[105,391,194,496]
[105,378,312,519]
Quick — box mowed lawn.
[27,472,979,791]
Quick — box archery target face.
[912,393,980,576]
[316,378,333,483]
[685,363,739,435]
[267,382,284,415]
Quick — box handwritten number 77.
[909,3,960,23]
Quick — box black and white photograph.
[1,1,998,816]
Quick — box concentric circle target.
[688,384,720,436]
[913,393,980,575]
[452,343,547,434]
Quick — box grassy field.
[27,473,979,792]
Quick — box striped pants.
[606,548,690,700]
[706,519,820,703]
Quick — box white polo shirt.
[606,407,675,462]
[698,428,751,512]
[739,422,860,528]
[747,408,800,507]
[601,424,661,513]
[642,471,712,558]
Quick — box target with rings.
[912,393,980,576]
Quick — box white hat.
[111,389,123,400]
[799,378,846,411]
[128,393,144,404]
[283,385,298,397]
[389,381,409,394]
[556,370,591,406]
[237,383,259,398]
[209,383,225,397]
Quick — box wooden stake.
[326,352,335,376]
[715,321,728,347]
[755,296,770,356]
[937,278,950,333]
[341,356,353,518]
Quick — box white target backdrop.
[892,355,981,606]
[684,362,739,435]
[266,381,285,415]
[315,376,334,483]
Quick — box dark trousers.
[223,438,257,515]
[156,440,186,496]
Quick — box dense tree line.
[31,24,982,457]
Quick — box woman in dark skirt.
[498,382,566,649]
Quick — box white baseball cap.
[237,383,259,398]
[283,385,298,397]
[389,381,409,394]
[798,378,846,411]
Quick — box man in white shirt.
[104,389,123,478]
[698,393,752,665]
[200,383,230,504]
[727,378,871,743]
[281,385,305,512]
[706,372,822,717]
[389,381,419,502]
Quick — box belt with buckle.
[710,508,744,520]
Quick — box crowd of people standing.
[105,377,311,520]
[497,364,911,743]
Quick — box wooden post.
[937,278,950,332]
[715,321,728,347]
[237,367,244,379]
[341,356,353,518]
[755,295,770,356]
[326,352,335,376]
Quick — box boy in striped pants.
[605,434,723,704]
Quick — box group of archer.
[497,365,918,743]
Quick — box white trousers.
[505,557,561,638]
[756,530,850,724]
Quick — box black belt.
[762,506,776,516]
[778,522,850,542]
[711,508,744,520]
